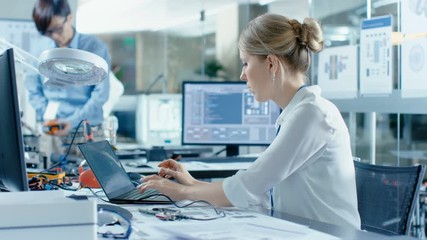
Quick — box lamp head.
[38,48,108,86]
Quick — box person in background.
[25,0,111,165]
[27,0,111,134]
[138,13,361,229]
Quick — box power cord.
[84,186,110,203]
[42,119,85,173]
[211,147,227,157]
[85,187,225,221]
[139,195,226,221]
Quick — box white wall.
[0,0,34,20]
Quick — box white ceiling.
[76,0,260,34]
[76,0,308,35]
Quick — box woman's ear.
[266,54,278,76]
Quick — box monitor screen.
[142,94,182,146]
[0,48,29,192]
[181,81,281,156]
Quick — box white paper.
[401,0,427,35]
[318,45,358,99]
[401,1,427,98]
[0,20,50,54]
[129,205,338,240]
[153,216,339,240]
[401,38,427,97]
[359,15,393,95]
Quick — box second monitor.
[182,81,281,156]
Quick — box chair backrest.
[354,160,425,235]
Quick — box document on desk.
[152,215,339,239]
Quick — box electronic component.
[155,211,180,221]
[42,120,66,135]
[139,207,182,221]
[27,171,65,184]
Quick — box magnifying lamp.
[0,38,108,86]
[39,48,108,86]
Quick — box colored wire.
[43,119,84,172]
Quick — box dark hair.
[239,13,323,73]
[33,0,71,34]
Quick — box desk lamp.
[0,38,108,86]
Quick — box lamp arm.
[0,38,39,73]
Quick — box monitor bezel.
[0,48,29,192]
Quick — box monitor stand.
[226,145,239,157]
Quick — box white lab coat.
[223,85,361,229]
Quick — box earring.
[271,75,275,82]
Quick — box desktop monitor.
[0,48,29,191]
[181,81,281,156]
[140,94,182,146]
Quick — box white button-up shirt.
[223,85,361,229]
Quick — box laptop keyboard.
[118,188,161,200]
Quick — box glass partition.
[311,0,427,168]
[77,0,427,167]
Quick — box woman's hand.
[138,173,231,207]
[157,159,197,186]
[138,174,187,201]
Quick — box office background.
[0,0,425,170]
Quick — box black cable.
[43,119,85,172]
[49,182,79,191]
[211,147,226,156]
[151,194,226,220]
[173,199,226,217]
[86,187,225,221]
[176,213,226,221]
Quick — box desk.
[122,159,252,179]
[1,189,416,239]
[266,209,417,240]
[63,188,417,240]
[94,199,417,240]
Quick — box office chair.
[354,160,426,235]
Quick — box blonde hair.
[239,13,323,73]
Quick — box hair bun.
[289,20,308,48]
[302,18,324,53]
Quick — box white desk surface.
[65,189,411,240]
[120,204,339,239]
[1,189,416,239]
[67,189,337,240]
[122,158,253,174]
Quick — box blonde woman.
[139,13,361,229]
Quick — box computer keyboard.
[178,156,257,163]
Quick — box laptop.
[78,140,172,204]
